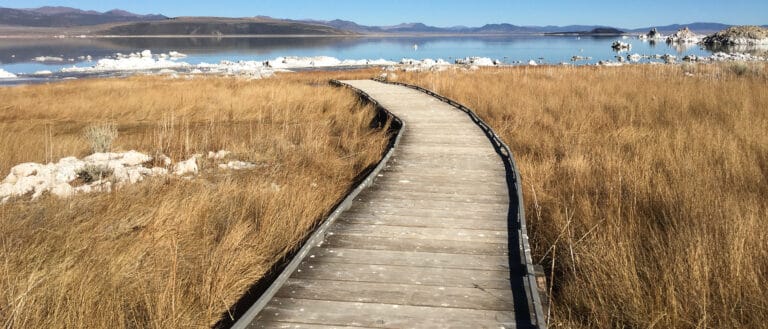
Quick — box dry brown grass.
[398,64,768,328]
[0,70,387,328]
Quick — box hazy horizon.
[1,0,767,29]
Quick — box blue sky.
[2,0,766,28]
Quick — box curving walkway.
[247,80,533,328]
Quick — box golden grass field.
[398,63,768,328]
[0,70,389,328]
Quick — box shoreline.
[2,53,765,88]
[0,32,559,39]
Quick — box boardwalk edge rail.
[378,79,547,329]
[229,80,404,329]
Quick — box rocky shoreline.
[702,26,768,46]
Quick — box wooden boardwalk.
[247,80,532,328]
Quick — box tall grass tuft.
[83,122,118,153]
[400,64,768,329]
[0,70,386,328]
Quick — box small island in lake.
[545,27,625,36]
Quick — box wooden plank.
[402,137,491,144]
[321,235,509,256]
[307,248,510,271]
[376,172,508,184]
[387,161,506,171]
[327,223,508,244]
[249,322,376,329]
[337,214,508,231]
[379,172,505,182]
[360,189,509,204]
[256,298,518,329]
[397,145,496,153]
[370,176,507,188]
[380,166,507,176]
[344,205,507,220]
[368,182,506,196]
[405,134,491,141]
[356,196,509,212]
[275,279,516,311]
[291,261,510,290]
[391,152,501,161]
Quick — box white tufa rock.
[168,51,187,58]
[152,167,169,176]
[455,57,496,66]
[627,53,643,62]
[666,27,700,43]
[219,161,257,170]
[83,151,152,167]
[51,183,75,198]
[157,154,172,167]
[33,56,64,62]
[662,54,677,64]
[0,151,162,202]
[208,150,232,160]
[611,41,632,51]
[173,156,198,176]
[0,68,17,79]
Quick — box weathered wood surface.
[249,80,524,328]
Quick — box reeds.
[399,64,768,328]
[0,72,387,328]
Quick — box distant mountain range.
[0,6,166,27]
[0,6,765,36]
[627,23,735,34]
[296,19,589,34]
[300,19,748,35]
[100,17,354,36]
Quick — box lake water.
[0,35,728,75]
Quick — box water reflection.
[0,35,721,74]
[704,43,768,56]
[668,41,697,54]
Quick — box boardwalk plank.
[353,195,509,210]
[251,322,376,329]
[276,279,516,311]
[322,234,509,256]
[343,206,507,221]
[337,214,508,231]
[256,298,517,329]
[358,189,510,204]
[327,223,508,243]
[292,261,511,290]
[307,248,510,270]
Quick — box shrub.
[76,164,113,183]
[83,123,118,153]
[729,61,751,76]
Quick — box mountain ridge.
[0,6,166,27]
[1,6,765,36]
[298,19,756,35]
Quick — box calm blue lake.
[0,36,720,75]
